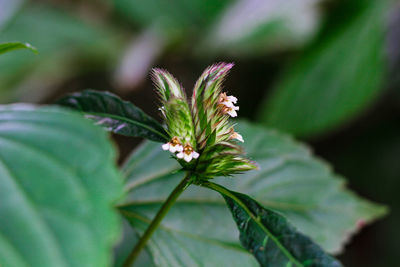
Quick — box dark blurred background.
[1,0,399,266]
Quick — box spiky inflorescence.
[152,69,196,148]
[191,63,234,149]
[153,63,256,179]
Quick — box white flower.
[219,92,239,117]
[177,144,200,162]
[227,95,237,104]
[230,131,244,142]
[162,136,183,153]
[219,92,238,107]
[226,106,239,117]
[161,143,170,150]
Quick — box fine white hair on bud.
[152,68,184,101]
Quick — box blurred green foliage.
[114,0,232,34]
[0,2,122,102]
[205,0,321,55]
[259,0,388,137]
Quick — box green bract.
[153,63,257,179]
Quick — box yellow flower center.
[219,92,228,104]
[183,144,193,155]
[171,136,181,146]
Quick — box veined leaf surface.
[119,121,386,266]
[58,90,168,143]
[0,105,124,267]
[205,182,342,267]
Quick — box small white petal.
[228,109,237,117]
[232,105,239,111]
[234,133,244,142]
[222,101,235,108]
[162,143,170,150]
[176,145,183,152]
[192,151,199,159]
[169,145,178,153]
[227,95,237,103]
[184,154,193,162]
[176,152,184,159]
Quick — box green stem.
[122,173,192,267]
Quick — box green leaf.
[0,4,121,102]
[0,42,38,55]
[118,121,386,266]
[258,0,389,137]
[113,219,156,267]
[58,90,168,143]
[0,105,124,267]
[205,182,342,267]
[119,198,258,267]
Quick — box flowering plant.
[154,63,256,180]
[58,62,343,267]
[0,40,387,267]
[44,62,384,267]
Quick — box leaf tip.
[25,42,39,54]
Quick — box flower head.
[219,92,238,107]
[220,103,239,117]
[162,136,183,153]
[152,62,256,178]
[177,144,200,162]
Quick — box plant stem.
[122,173,192,267]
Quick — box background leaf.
[0,0,24,29]
[0,42,37,55]
[205,0,321,56]
[58,90,168,143]
[0,3,122,102]
[117,120,386,266]
[258,0,388,137]
[113,0,231,36]
[0,105,124,267]
[113,219,156,267]
[206,182,342,267]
